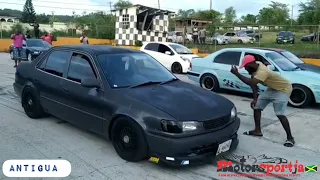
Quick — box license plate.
[283,40,287,42]
[216,139,232,155]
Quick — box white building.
[112,4,174,45]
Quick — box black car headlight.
[160,120,202,133]
[231,106,237,120]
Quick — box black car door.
[35,49,72,120]
[59,52,105,134]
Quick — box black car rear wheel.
[22,87,46,118]
[111,117,148,162]
[288,84,313,108]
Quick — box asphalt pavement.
[0,52,319,180]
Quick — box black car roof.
[53,45,142,55]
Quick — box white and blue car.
[187,48,320,108]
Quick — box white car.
[140,42,199,74]
[222,32,254,44]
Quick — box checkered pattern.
[115,6,169,46]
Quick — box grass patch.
[186,32,320,58]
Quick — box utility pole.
[291,5,293,26]
[109,1,113,15]
[210,0,212,10]
[158,0,160,9]
[50,11,55,28]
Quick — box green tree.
[177,9,196,18]
[298,0,320,25]
[21,0,36,23]
[257,1,289,25]
[224,6,236,24]
[240,14,257,24]
[113,0,133,10]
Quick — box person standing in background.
[41,33,53,45]
[80,32,89,44]
[192,25,198,44]
[25,30,31,39]
[29,23,40,38]
[11,30,26,68]
[199,28,206,44]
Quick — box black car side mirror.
[81,77,100,88]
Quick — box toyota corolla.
[14,45,240,165]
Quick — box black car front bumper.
[276,39,294,43]
[145,117,240,166]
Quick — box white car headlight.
[182,121,202,132]
[231,106,237,119]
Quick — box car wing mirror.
[81,77,100,88]
[165,51,172,55]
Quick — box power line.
[0,2,110,12]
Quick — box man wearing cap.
[230,55,295,147]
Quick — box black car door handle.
[33,78,38,82]
[62,88,69,92]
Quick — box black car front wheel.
[288,84,313,108]
[111,117,148,162]
[22,86,46,118]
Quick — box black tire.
[213,40,219,45]
[288,84,313,108]
[22,86,46,118]
[200,74,220,92]
[255,36,260,41]
[168,39,173,42]
[171,62,182,74]
[291,40,295,44]
[237,39,243,44]
[111,117,148,162]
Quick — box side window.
[225,33,231,36]
[214,51,242,65]
[231,33,236,36]
[44,51,70,77]
[158,44,172,54]
[144,43,159,52]
[67,53,96,83]
[245,53,270,66]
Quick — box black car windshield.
[169,44,193,54]
[265,52,298,71]
[281,51,304,64]
[97,53,176,88]
[279,32,293,36]
[27,40,51,48]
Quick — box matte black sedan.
[13,45,240,165]
[9,39,52,61]
[255,47,320,73]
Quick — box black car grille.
[203,114,231,130]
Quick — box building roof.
[53,45,141,55]
[111,4,174,14]
[173,17,212,22]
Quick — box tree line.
[1,0,320,39]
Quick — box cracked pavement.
[0,53,319,180]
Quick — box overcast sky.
[0,0,307,18]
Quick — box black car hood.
[27,47,49,51]
[125,80,234,121]
[297,63,320,73]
